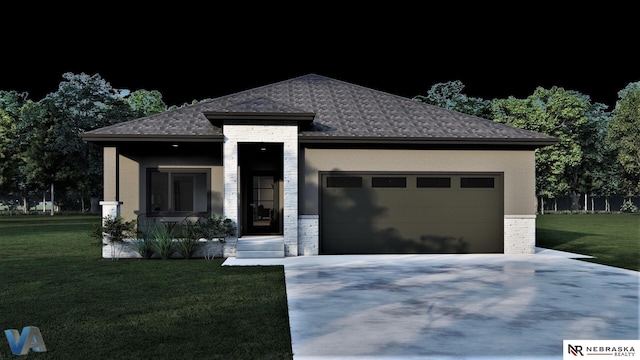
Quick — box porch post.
[100,147,122,225]
[223,136,239,237]
[99,201,123,224]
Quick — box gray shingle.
[81,74,557,145]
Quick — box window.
[417,177,451,188]
[460,177,495,188]
[372,177,406,188]
[148,169,209,214]
[327,176,362,188]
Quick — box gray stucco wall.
[300,148,537,216]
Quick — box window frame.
[146,168,211,217]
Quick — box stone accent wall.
[102,239,228,259]
[298,215,319,255]
[223,125,299,256]
[504,215,537,254]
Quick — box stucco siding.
[103,147,117,202]
[301,148,536,216]
[118,154,139,222]
[110,148,223,222]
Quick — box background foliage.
[1,74,639,213]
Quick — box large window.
[148,169,209,215]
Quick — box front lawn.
[0,215,293,360]
[1,213,636,358]
[536,213,639,271]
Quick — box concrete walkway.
[223,249,639,359]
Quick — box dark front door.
[246,173,279,234]
[239,143,283,236]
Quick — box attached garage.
[320,172,504,254]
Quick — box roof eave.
[299,136,559,148]
[204,112,315,127]
[79,134,224,143]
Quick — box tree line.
[0,73,187,213]
[413,80,640,212]
[0,73,638,214]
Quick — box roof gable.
[81,73,558,146]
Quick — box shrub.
[620,199,639,213]
[175,222,202,259]
[129,237,155,259]
[92,215,136,243]
[148,224,176,260]
[193,214,236,242]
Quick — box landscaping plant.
[148,223,176,260]
[175,221,202,259]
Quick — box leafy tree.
[0,90,28,117]
[580,101,622,212]
[124,89,167,117]
[412,80,493,118]
[18,73,138,213]
[606,81,640,198]
[15,100,49,212]
[0,108,16,189]
[567,97,612,211]
[168,99,202,111]
[492,87,595,209]
[0,91,29,189]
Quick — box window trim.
[146,168,211,217]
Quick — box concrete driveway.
[223,249,639,359]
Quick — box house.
[80,74,558,258]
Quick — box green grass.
[1,213,636,358]
[0,215,293,360]
[536,213,640,271]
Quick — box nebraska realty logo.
[564,340,639,359]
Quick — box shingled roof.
[81,74,557,146]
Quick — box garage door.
[320,172,503,254]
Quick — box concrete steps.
[235,236,285,258]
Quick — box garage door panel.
[374,191,499,207]
[321,173,503,254]
[370,220,501,238]
[357,206,502,223]
[322,223,503,254]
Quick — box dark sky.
[2,5,637,110]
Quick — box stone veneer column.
[504,215,537,254]
[298,215,319,255]
[223,125,299,256]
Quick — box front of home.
[81,74,557,258]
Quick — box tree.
[18,73,138,213]
[15,100,49,212]
[0,90,28,117]
[492,87,596,210]
[124,89,167,117]
[0,90,29,191]
[0,109,16,189]
[606,81,640,198]
[412,80,493,118]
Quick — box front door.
[246,173,279,234]
[238,143,283,236]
